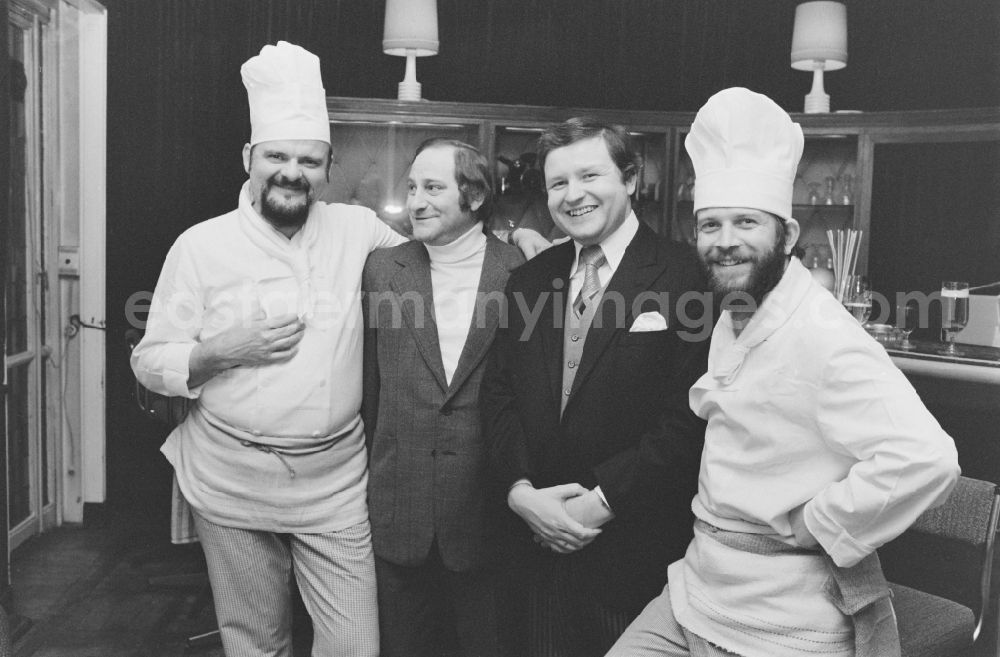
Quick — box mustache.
[266,175,311,192]
[704,247,751,263]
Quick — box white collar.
[711,257,812,384]
[570,211,639,275]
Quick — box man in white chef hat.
[606,87,959,657]
[132,41,405,656]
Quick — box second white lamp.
[791,1,847,113]
[383,0,439,101]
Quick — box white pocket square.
[629,311,668,332]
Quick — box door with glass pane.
[6,3,56,552]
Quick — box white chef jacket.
[668,257,959,657]
[131,183,405,532]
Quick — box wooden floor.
[9,519,998,657]
[9,520,225,657]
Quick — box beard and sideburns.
[257,172,314,229]
[701,220,789,312]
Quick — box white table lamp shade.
[382,0,438,101]
[790,1,848,113]
[791,1,847,70]
[383,0,439,56]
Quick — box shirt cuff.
[593,485,612,512]
[509,478,533,493]
[803,503,874,568]
[160,342,202,398]
[789,502,819,548]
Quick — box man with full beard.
[132,42,405,656]
[607,88,959,657]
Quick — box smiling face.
[695,207,799,304]
[407,145,481,246]
[543,136,636,247]
[242,139,331,235]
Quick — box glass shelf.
[323,119,480,235]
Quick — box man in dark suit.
[362,138,525,657]
[482,118,710,657]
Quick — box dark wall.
[869,140,1000,338]
[103,0,1000,517]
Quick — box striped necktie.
[574,245,606,317]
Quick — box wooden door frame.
[1,0,14,612]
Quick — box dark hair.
[536,117,640,184]
[413,138,493,223]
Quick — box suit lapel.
[542,241,575,407]
[568,224,668,402]
[444,239,510,402]
[389,243,448,393]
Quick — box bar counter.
[887,340,1000,385]
[881,339,1000,485]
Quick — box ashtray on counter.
[865,323,905,348]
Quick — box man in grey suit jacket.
[362,138,525,657]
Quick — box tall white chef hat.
[241,41,330,146]
[686,87,803,222]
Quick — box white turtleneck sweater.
[424,224,487,384]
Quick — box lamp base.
[804,91,830,114]
[396,51,423,101]
[397,80,422,101]
[802,64,831,113]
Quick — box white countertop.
[887,341,1000,385]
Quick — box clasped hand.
[508,483,602,554]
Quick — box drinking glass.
[939,281,970,356]
[838,174,854,205]
[896,301,919,350]
[842,275,872,324]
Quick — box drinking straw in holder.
[826,228,862,303]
